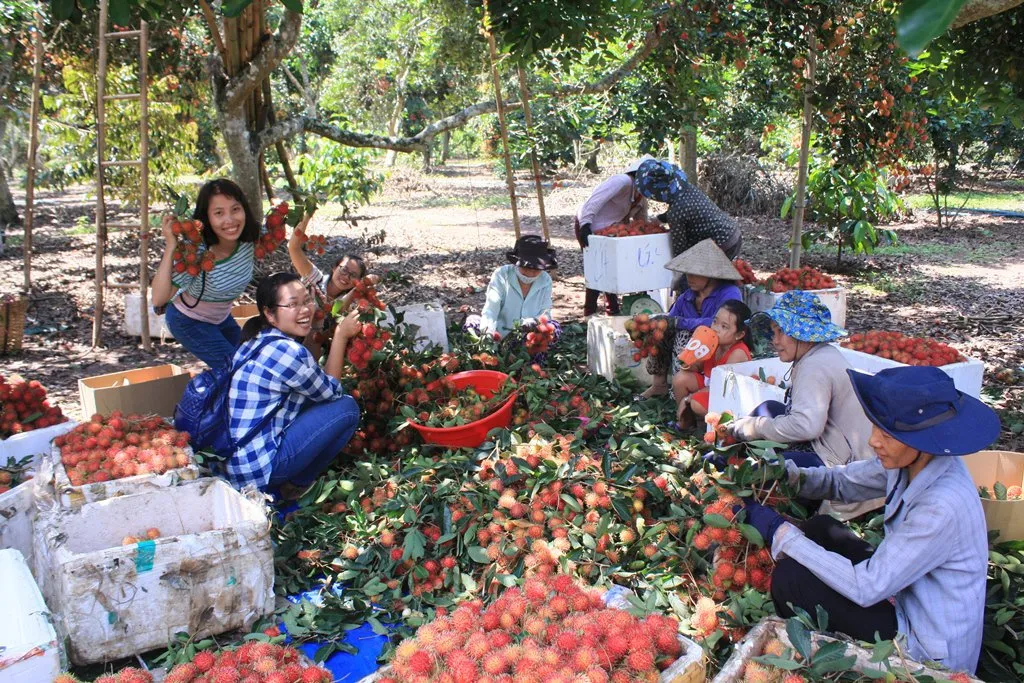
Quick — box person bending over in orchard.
[574,154,652,316]
[152,178,261,369]
[641,239,742,399]
[737,366,998,675]
[634,158,742,265]
[470,235,557,339]
[672,300,752,427]
[226,272,362,499]
[725,290,879,519]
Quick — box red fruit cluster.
[163,642,331,683]
[381,573,684,682]
[300,233,327,256]
[349,277,386,314]
[524,315,556,356]
[346,319,392,371]
[170,219,216,277]
[410,379,515,429]
[764,266,836,292]
[54,412,192,486]
[594,218,666,237]
[690,490,775,597]
[255,203,290,261]
[625,313,669,361]
[732,258,757,285]
[0,374,67,438]
[90,667,153,683]
[842,330,965,366]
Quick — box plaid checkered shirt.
[226,328,346,488]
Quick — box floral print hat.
[634,159,688,203]
[752,290,847,343]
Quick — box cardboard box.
[587,316,653,387]
[0,549,62,683]
[963,450,1024,542]
[583,233,675,294]
[744,285,847,328]
[34,478,274,664]
[79,364,191,419]
[122,292,174,339]
[232,303,259,330]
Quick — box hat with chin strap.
[847,365,1000,456]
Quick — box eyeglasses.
[275,296,315,310]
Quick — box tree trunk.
[681,127,698,183]
[953,0,1024,27]
[440,130,451,164]
[789,28,816,269]
[421,138,433,172]
[219,104,263,215]
[0,119,18,249]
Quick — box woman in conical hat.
[638,239,743,400]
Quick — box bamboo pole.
[484,25,521,239]
[138,20,152,351]
[23,4,44,293]
[93,0,110,347]
[516,66,549,242]
[789,28,817,268]
[198,0,228,65]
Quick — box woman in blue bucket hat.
[736,365,998,675]
[725,290,879,519]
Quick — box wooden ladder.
[93,0,152,350]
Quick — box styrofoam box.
[587,316,653,387]
[707,357,789,429]
[34,478,274,665]
[743,285,847,328]
[382,300,449,352]
[834,344,984,398]
[0,549,62,683]
[583,233,674,294]
[0,484,37,570]
[0,420,77,463]
[123,292,174,339]
[48,443,200,510]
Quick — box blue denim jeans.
[268,395,361,488]
[165,303,241,369]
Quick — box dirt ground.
[2,160,1022,447]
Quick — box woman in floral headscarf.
[634,159,742,260]
[725,290,881,519]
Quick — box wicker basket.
[0,295,28,355]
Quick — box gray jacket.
[775,456,988,674]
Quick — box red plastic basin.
[407,370,517,448]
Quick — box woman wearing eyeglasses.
[287,214,369,308]
[226,272,362,497]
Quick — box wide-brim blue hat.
[847,366,1000,456]
[750,290,846,343]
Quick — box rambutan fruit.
[465,632,491,658]
[693,530,712,550]
[762,637,786,657]
[742,661,779,683]
[572,646,600,672]
[626,648,656,672]
[408,650,435,676]
[252,657,278,675]
[555,630,579,652]
[551,574,575,593]
[163,663,199,683]
[524,578,548,603]
[481,650,509,675]
[550,595,570,615]
[193,651,217,673]
[584,667,610,683]
[488,630,512,650]
[299,667,331,683]
[53,674,81,683]
[604,633,630,660]
[449,659,479,683]
[782,675,806,683]
[208,667,241,683]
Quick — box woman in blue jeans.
[152,179,260,369]
[225,272,362,497]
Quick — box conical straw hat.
[664,239,741,280]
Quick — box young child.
[672,300,752,425]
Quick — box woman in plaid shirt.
[226,272,362,496]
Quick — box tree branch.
[952,0,1024,28]
[220,9,302,112]
[255,22,664,155]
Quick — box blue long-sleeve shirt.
[667,282,742,331]
[775,456,988,673]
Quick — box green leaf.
[869,639,895,663]
[467,546,491,563]
[896,0,969,57]
[787,618,813,661]
[780,195,794,219]
[108,0,130,26]
[703,513,732,529]
[995,481,1008,501]
[367,616,389,636]
[811,655,857,675]
[752,655,804,671]
[221,0,254,17]
[402,529,426,561]
[280,0,304,12]
[52,0,75,21]
[739,523,765,548]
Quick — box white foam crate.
[707,357,789,430]
[382,300,449,351]
[46,443,200,510]
[833,344,983,398]
[587,316,653,387]
[0,549,61,683]
[0,420,77,463]
[583,233,674,294]
[743,285,847,328]
[33,478,274,665]
[0,484,37,570]
[123,292,174,339]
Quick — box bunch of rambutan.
[161,642,331,683]
[379,573,686,683]
[53,667,152,683]
[691,491,776,596]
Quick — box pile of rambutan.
[54,668,152,683]
[161,642,331,683]
[380,573,686,683]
